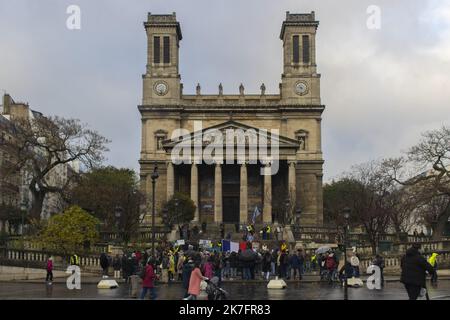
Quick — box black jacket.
[400,247,435,287]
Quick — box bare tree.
[383,126,450,239]
[348,161,392,254]
[3,116,109,220]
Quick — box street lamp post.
[151,164,159,258]
[343,207,351,300]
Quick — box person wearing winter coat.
[46,257,53,283]
[203,258,214,280]
[325,252,338,281]
[185,262,208,300]
[112,254,122,279]
[339,260,353,284]
[100,253,110,278]
[350,252,360,278]
[262,251,272,280]
[228,251,238,279]
[400,244,436,300]
[140,259,157,300]
[372,254,385,285]
[289,250,303,280]
[427,252,439,283]
[182,259,195,298]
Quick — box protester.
[182,258,195,298]
[372,254,385,285]
[46,256,53,283]
[112,254,122,279]
[140,259,157,300]
[350,252,360,278]
[427,252,439,284]
[290,250,303,280]
[69,253,80,266]
[100,252,110,278]
[185,261,208,300]
[262,251,272,280]
[400,244,435,300]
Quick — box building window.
[163,36,170,64]
[302,35,310,64]
[154,130,168,151]
[293,35,299,63]
[295,130,309,151]
[153,36,161,64]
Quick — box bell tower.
[142,12,182,105]
[279,11,321,105]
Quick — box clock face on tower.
[294,81,308,96]
[154,81,168,96]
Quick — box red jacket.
[47,260,53,271]
[142,265,156,288]
[326,255,337,270]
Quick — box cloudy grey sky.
[1,0,449,181]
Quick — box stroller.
[205,277,228,300]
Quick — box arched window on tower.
[295,129,309,151]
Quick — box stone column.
[288,160,297,209]
[191,162,199,222]
[166,161,175,201]
[263,163,272,223]
[214,162,223,223]
[239,162,248,224]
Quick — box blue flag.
[222,240,231,252]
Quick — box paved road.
[1,280,449,300]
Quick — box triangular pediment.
[162,120,300,149]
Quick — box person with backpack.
[140,259,157,300]
[46,257,53,284]
[400,244,435,300]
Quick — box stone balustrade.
[0,248,102,271]
[360,251,450,272]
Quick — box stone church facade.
[138,12,324,227]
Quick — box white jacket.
[350,256,360,267]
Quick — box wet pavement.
[1,280,450,300]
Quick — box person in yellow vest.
[311,254,317,271]
[428,252,439,283]
[70,253,80,266]
[266,225,271,240]
[168,251,176,282]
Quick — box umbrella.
[315,246,331,255]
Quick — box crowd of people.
[57,241,440,300]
